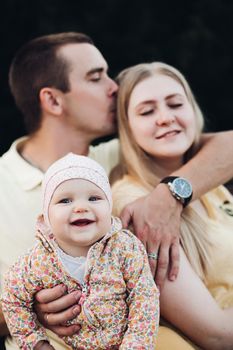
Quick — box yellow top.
[112,175,233,349]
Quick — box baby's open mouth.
[71,219,95,227]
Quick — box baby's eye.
[58,198,71,204]
[89,196,102,202]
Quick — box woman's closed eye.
[169,103,183,109]
[139,108,154,116]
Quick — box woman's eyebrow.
[166,93,184,100]
[134,100,155,109]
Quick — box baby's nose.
[73,206,89,213]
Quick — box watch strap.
[160,176,179,184]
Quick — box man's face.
[60,43,118,140]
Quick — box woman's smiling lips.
[71,218,95,227]
[155,130,181,139]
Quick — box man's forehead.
[59,43,108,73]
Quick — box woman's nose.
[156,108,175,126]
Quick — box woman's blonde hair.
[113,62,216,280]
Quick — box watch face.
[173,178,192,198]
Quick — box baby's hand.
[34,340,55,350]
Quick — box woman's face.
[127,74,196,165]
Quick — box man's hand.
[34,340,55,350]
[34,285,81,337]
[120,183,182,290]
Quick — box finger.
[140,235,147,249]
[139,225,150,249]
[147,247,160,278]
[120,206,132,228]
[146,231,160,254]
[168,241,180,281]
[146,233,160,277]
[35,290,81,314]
[134,222,149,246]
[154,243,169,291]
[148,254,158,278]
[35,340,56,350]
[35,284,67,304]
[49,323,81,337]
[45,304,81,326]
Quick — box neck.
[60,243,90,258]
[20,120,92,172]
[151,156,184,178]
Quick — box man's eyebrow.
[86,67,105,77]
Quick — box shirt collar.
[2,136,44,191]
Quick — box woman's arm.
[160,248,233,350]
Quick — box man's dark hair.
[9,32,94,133]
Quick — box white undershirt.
[56,245,87,285]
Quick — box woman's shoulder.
[203,185,233,218]
[206,185,233,200]
[112,174,147,191]
[112,175,149,217]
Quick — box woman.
[111,62,233,350]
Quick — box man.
[1,32,233,349]
[0,32,118,349]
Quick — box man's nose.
[108,78,118,96]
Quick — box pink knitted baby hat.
[42,153,112,227]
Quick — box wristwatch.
[160,176,193,207]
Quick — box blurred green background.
[1,0,233,155]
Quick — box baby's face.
[48,178,111,257]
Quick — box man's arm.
[174,131,233,199]
[121,130,233,290]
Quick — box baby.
[2,153,159,349]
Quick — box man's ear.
[39,87,63,115]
